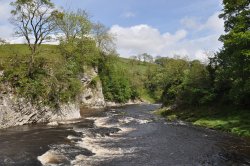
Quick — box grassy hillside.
[0,44,161,104]
[0,44,63,69]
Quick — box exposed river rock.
[0,68,106,129]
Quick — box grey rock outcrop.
[0,71,3,77]
[0,67,106,129]
[80,67,106,108]
[0,93,81,129]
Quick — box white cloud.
[9,37,26,44]
[110,12,224,61]
[181,12,224,34]
[110,24,187,57]
[204,12,224,33]
[122,11,136,18]
[195,50,208,62]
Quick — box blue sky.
[53,0,222,34]
[0,0,224,60]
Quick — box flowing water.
[0,104,250,166]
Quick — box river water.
[0,104,250,166]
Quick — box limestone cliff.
[80,67,106,108]
[0,68,106,129]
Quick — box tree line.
[0,0,249,109]
[144,0,250,108]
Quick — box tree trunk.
[28,47,36,77]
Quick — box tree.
[10,0,59,74]
[213,0,250,106]
[0,38,7,45]
[56,10,99,67]
[160,58,190,105]
[56,9,91,41]
[10,0,58,54]
[92,22,116,54]
[137,54,142,61]
[141,53,153,63]
[99,55,132,103]
[179,60,214,105]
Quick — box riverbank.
[155,105,250,137]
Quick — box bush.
[99,55,134,103]
[1,45,83,108]
[161,59,215,106]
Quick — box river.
[0,104,249,165]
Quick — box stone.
[47,121,59,126]
[0,71,3,77]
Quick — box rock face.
[0,68,106,129]
[80,67,106,108]
[0,93,81,129]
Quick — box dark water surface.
[0,104,250,166]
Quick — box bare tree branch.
[92,22,116,54]
[10,0,58,54]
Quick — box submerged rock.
[37,150,69,165]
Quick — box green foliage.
[157,0,249,109]
[143,65,163,102]
[99,54,163,103]
[90,76,100,88]
[156,106,250,137]
[210,0,250,107]
[59,37,100,68]
[0,44,83,108]
[179,60,215,105]
[57,10,100,68]
[56,9,91,41]
[99,55,133,103]
[157,58,216,106]
[159,58,189,105]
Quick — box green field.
[0,44,63,69]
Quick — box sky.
[0,0,224,60]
